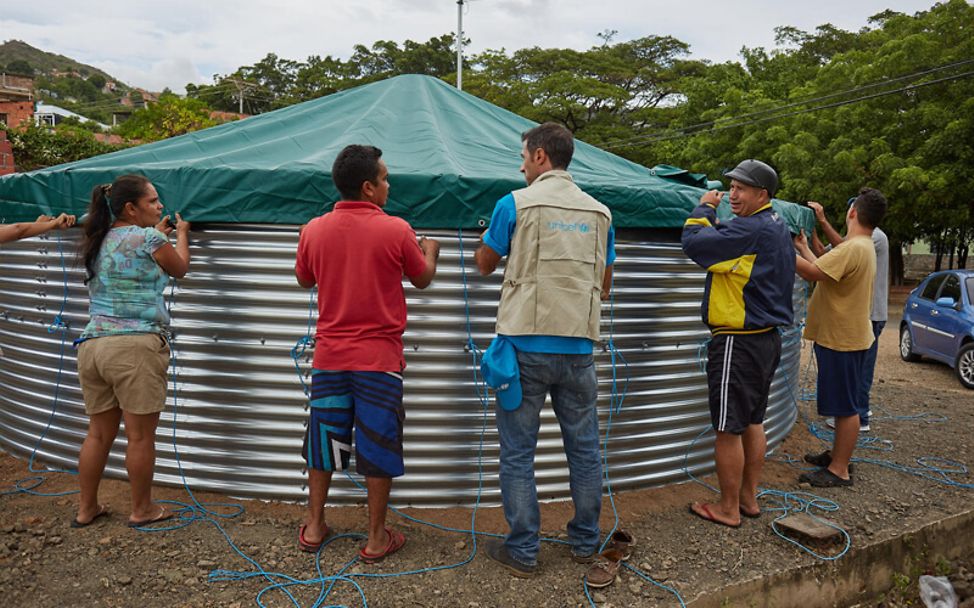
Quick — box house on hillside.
[119,88,160,110]
[34,102,109,130]
[0,73,34,130]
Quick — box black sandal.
[799,468,853,488]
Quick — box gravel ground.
[2,303,973,608]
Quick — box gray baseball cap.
[724,159,778,196]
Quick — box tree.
[88,74,106,90]
[463,35,700,147]
[6,59,33,75]
[186,34,461,114]
[6,124,124,171]
[621,0,974,280]
[115,93,217,142]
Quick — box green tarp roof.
[0,74,812,233]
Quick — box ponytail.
[79,175,151,283]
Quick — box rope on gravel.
[128,280,325,608]
[2,234,79,498]
[682,426,853,562]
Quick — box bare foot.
[738,498,761,517]
[72,504,110,527]
[363,528,391,556]
[689,502,741,528]
[301,521,329,546]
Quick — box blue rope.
[212,230,499,607]
[2,233,79,497]
[583,268,685,607]
[129,280,325,608]
[682,427,853,561]
[260,231,685,607]
[291,288,318,399]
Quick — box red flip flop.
[298,523,330,553]
[689,502,741,529]
[358,527,406,564]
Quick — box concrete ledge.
[687,508,974,608]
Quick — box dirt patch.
[2,307,973,608]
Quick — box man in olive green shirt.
[793,188,888,487]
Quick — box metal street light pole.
[456,0,464,90]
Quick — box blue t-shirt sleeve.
[143,228,168,254]
[482,194,517,257]
[607,224,616,266]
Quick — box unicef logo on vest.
[548,221,591,233]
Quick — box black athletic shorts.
[706,330,782,435]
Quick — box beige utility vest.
[496,170,611,341]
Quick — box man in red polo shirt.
[294,144,439,562]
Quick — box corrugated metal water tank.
[0,226,801,506]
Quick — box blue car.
[900,269,974,389]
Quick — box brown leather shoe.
[584,548,624,588]
[606,529,635,561]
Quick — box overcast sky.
[1,0,942,92]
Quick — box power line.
[603,57,974,149]
[604,66,974,149]
[185,85,276,103]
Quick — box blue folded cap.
[480,335,522,411]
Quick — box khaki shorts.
[77,333,170,416]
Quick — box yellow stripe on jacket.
[684,216,712,228]
[706,254,757,329]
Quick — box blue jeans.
[857,321,885,425]
[494,351,602,566]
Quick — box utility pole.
[456,0,464,90]
[230,79,255,114]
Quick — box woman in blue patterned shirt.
[72,174,190,528]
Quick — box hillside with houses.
[0,40,247,175]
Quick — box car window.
[920,275,946,300]
[939,274,961,302]
[967,278,974,305]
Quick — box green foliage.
[57,115,105,133]
[6,124,126,172]
[464,35,695,146]
[87,74,106,90]
[0,40,115,83]
[6,59,33,75]
[934,557,953,576]
[187,34,461,114]
[621,0,973,271]
[115,93,217,142]
[32,73,125,125]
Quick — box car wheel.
[956,342,974,390]
[900,324,920,362]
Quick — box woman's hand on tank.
[174,213,190,235]
[156,215,175,236]
[36,213,76,230]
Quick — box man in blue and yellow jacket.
[681,159,795,528]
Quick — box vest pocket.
[536,275,596,337]
[497,279,537,334]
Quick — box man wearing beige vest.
[475,122,615,579]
